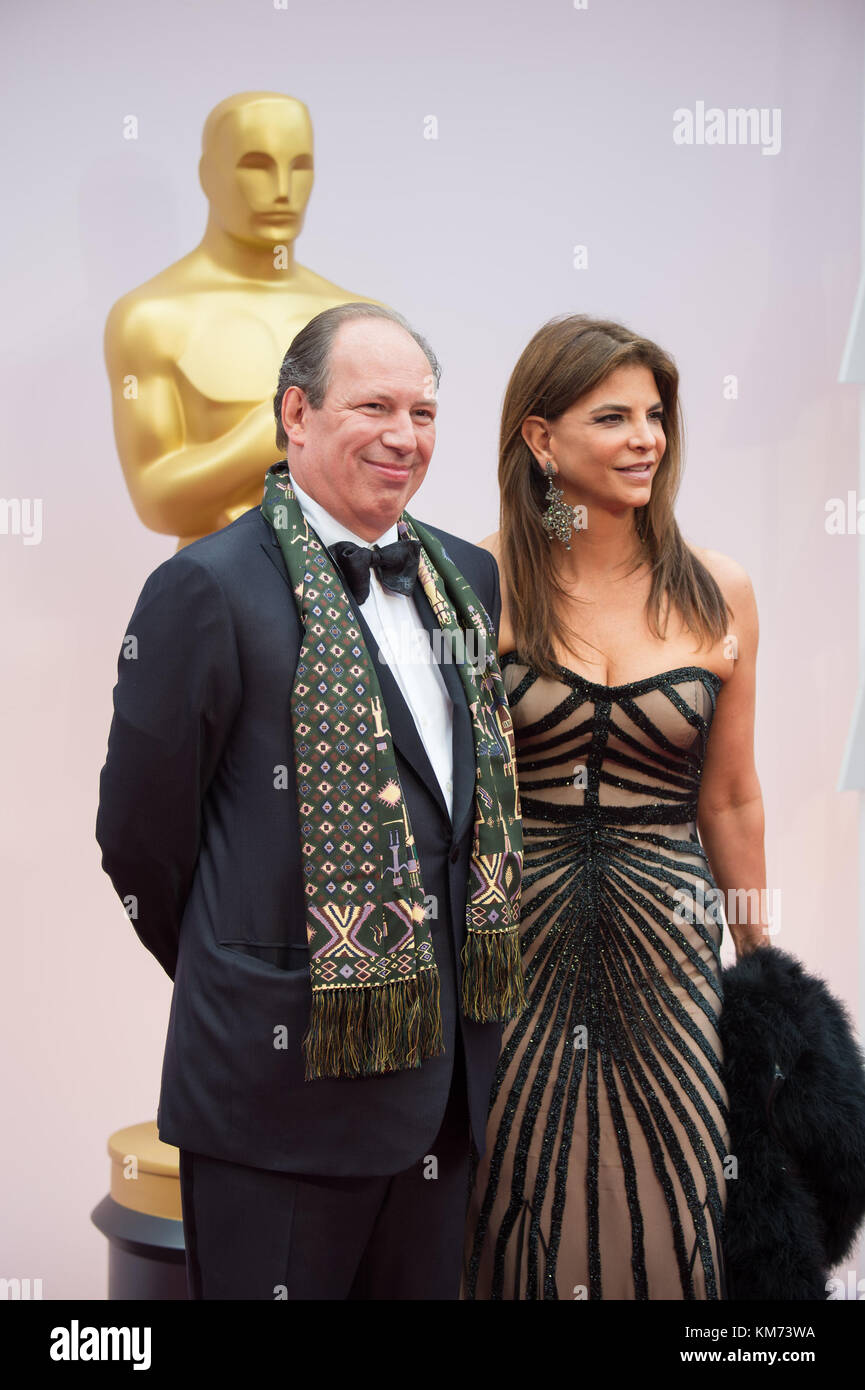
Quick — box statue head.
[199,91,314,246]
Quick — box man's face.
[281,319,438,541]
[200,99,314,246]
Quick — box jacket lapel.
[412,579,476,844]
[351,606,451,824]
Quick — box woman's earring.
[541,460,576,550]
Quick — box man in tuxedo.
[95,302,523,1300]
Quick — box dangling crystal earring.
[541,460,577,550]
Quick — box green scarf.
[261,463,525,1080]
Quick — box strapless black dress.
[462,657,730,1299]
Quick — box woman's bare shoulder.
[479,530,502,558]
[690,544,756,611]
[689,545,759,676]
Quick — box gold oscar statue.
[105,91,384,549]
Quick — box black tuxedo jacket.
[95,504,506,1176]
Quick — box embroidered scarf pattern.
[261,463,525,1080]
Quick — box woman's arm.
[695,551,772,959]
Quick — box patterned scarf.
[261,463,525,1080]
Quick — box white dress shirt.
[290,476,455,819]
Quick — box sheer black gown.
[462,656,730,1300]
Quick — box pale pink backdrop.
[1,0,862,1298]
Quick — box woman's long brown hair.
[499,314,732,678]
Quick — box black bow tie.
[330,538,421,606]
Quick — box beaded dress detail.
[462,656,730,1300]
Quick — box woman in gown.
[462,315,771,1301]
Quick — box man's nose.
[380,412,418,451]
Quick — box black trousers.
[179,1032,473,1300]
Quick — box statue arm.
[104,298,279,536]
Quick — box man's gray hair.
[273,302,441,451]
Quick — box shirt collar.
[290,473,399,550]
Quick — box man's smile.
[363,457,414,480]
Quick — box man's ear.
[281,386,308,445]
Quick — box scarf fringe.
[302,967,444,1081]
[461,929,527,1022]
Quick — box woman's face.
[527,362,667,512]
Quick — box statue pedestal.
[90,1121,187,1300]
